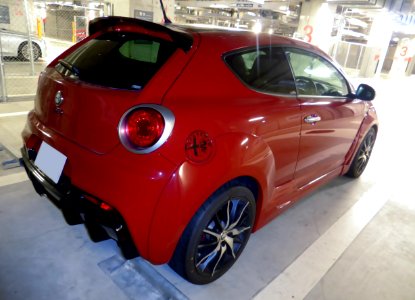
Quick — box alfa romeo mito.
[21,16,377,284]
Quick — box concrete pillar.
[129,0,175,23]
[297,0,336,53]
[405,51,415,76]
[359,13,393,78]
[109,0,131,17]
[390,37,415,76]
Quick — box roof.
[171,24,328,58]
[88,16,328,58]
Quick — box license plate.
[34,142,67,184]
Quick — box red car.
[21,16,377,284]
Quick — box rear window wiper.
[58,59,80,77]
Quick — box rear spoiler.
[89,16,193,52]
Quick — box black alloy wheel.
[170,185,256,284]
[346,127,377,178]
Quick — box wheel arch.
[145,132,274,264]
[342,107,378,174]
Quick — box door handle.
[304,114,321,124]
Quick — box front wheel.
[346,127,377,178]
[169,185,256,284]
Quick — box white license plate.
[34,142,67,184]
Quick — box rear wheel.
[18,42,41,61]
[346,127,376,178]
[169,185,256,284]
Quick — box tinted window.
[225,48,296,95]
[56,32,177,90]
[0,5,10,24]
[286,49,349,97]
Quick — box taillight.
[118,105,175,154]
[125,108,165,148]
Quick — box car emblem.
[55,91,64,106]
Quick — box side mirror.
[354,84,375,101]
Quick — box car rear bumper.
[20,146,139,258]
[21,111,179,261]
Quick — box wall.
[0,0,35,33]
[109,0,131,17]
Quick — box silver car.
[0,28,46,61]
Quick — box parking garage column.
[358,13,394,78]
[297,0,336,53]
[129,0,175,23]
[405,39,415,76]
[391,37,415,76]
[109,0,131,17]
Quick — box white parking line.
[0,172,28,188]
[0,111,29,118]
[253,185,389,300]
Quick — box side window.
[286,50,349,97]
[0,5,10,24]
[225,48,296,95]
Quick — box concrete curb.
[99,255,188,300]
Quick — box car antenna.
[159,0,172,24]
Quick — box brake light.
[125,108,165,148]
[118,105,175,154]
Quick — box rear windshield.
[55,32,177,90]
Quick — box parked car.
[0,28,46,61]
[21,16,378,284]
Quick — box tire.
[169,185,256,284]
[346,127,377,178]
[18,41,41,61]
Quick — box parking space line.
[0,111,29,118]
[0,172,28,188]
[253,186,389,300]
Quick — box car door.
[0,29,11,56]
[225,46,302,187]
[285,48,365,187]
[0,30,19,57]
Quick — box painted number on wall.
[400,46,408,57]
[304,25,313,43]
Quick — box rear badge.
[55,91,64,106]
[54,91,64,114]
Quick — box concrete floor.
[0,77,414,300]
